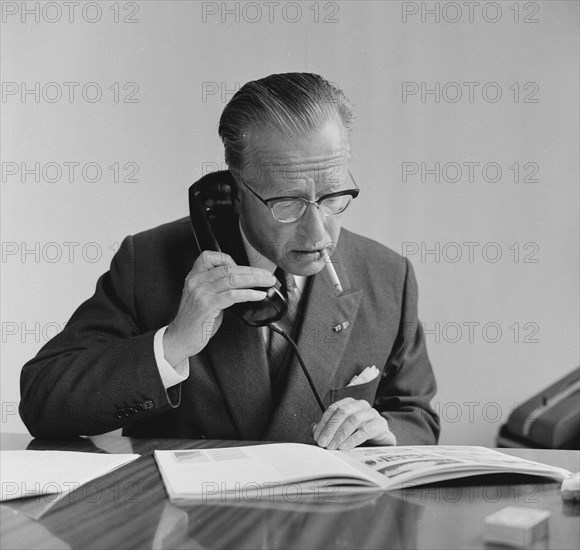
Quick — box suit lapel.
[263,245,363,442]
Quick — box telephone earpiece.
[189,171,287,326]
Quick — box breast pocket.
[329,376,381,406]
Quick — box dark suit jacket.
[19,217,440,445]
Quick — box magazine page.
[155,443,383,501]
[340,446,572,490]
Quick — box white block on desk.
[561,472,580,501]
[484,506,550,548]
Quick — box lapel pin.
[332,321,350,333]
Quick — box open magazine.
[154,444,572,503]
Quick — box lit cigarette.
[321,248,343,293]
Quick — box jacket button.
[116,410,127,419]
[143,399,154,410]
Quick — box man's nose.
[299,202,327,243]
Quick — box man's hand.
[312,398,397,450]
[163,251,276,366]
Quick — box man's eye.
[322,196,343,207]
[322,195,349,210]
[274,200,303,214]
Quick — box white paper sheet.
[0,450,140,501]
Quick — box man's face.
[235,119,350,276]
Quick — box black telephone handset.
[188,170,287,327]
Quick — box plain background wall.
[1,0,578,446]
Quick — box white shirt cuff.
[154,326,189,389]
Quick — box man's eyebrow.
[270,161,342,168]
[268,165,345,183]
[266,181,346,200]
[266,158,345,173]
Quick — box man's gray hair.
[218,73,354,171]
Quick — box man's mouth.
[292,248,330,259]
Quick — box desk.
[1,433,578,550]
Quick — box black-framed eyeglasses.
[238,170,360,223]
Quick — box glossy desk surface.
[1,433,578,550]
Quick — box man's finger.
[203,264,274,282]
[336,417,386,451]
[191,250,237,273]
[212,288,268,310]
[323,407,377,449]
[314,400,368,446]
[312,398,351,441]
[210,271,277,293]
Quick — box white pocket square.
[347,365,379,387]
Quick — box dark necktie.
[267,269,300,379]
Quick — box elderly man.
[19,73,439,449]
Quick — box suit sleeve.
[19,236,181,438]
[373,259,441,445]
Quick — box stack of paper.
[0,450,140,501]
